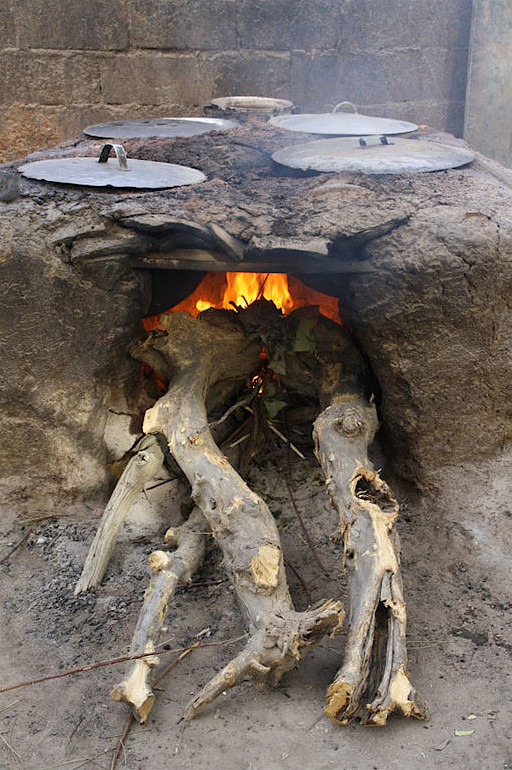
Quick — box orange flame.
[142,272,341,329]
[197,272,294,314]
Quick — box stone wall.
[0,0,472,162]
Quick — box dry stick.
[0,699,23,716]
[0,529,31,565]
[221,399,313,602]
[38,754,111,770]
[259,405,330,576]
[278,454,329,575]
[75,434,166,593]
[208,395,253,432]
[0,731,22,764]
[109,714,134,770]
[20,512,70,526]
[240,399,259,477]
[152,643,199,688]
[112,399,260,724]
[219,415,253,449]
[0,637,246,696]
[111,509,207,722]
[109,643,203,770]
[285,560,312,605]
[255,273,270,301]
[244,405,305,459]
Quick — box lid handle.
[98,144,128,170]
[356,135,393,148]
[332,101,358,114]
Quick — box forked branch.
[132,310,343,719]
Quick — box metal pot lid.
[83,117,237,139]
[269,101,418,136]
[18,143,207,189]
[210,96,293,114]
[272,135,475,175]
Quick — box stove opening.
[142,271,342,329]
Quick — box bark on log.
[111,506,207,722]
[131,309,343,719]
[313,395,428,725]
[75,434,166,594]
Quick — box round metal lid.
[272,136,475,175]
[269,101,418,136]
[18,143,207,189]
[83,117,237,139]
[210,96,293,115]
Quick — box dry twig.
[0,636,246,696]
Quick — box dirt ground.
[1,432,511,770]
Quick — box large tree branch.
[132,310,343,719]
[314,395,428,725]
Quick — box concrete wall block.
[0,105,65,162]
[63,55,102,104]
[16,0,128,50]
[128,0,237,51]
[345,49,449,103]
[236,0,345,51]
[355,98,465,135]
[418,98,466,137]
[424,45,470,105]
[291,48,467,115]
[100,54,211,107]
[290,51,352,112]
[0,4,17,48]
[0,51,67,105]
[1,0,472,159]
[465,0,512,166]
[205,52,291,102]
[51,105,126,138]
[337,0,472,52]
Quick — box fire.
[142,271,341,329]
[197,272,294,314]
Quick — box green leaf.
[264,398,288,420]
[268,356,287,375]
[454,729,475,737]
[293,318,317,353]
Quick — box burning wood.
[76,274,425,726]
[144,270,342,324]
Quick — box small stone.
[0,173,21,202]
[208,222,244,261]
